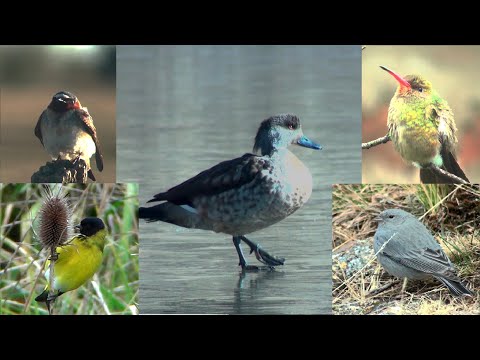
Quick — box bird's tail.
[35,289,49,303]
[442,149,469,181]
[139,203,214,231]
[35,288,64,303]
[88,169,96,181]
[420,150,469,183]
[435,276,474,297]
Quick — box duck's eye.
[389,215,394,219]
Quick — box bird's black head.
[48,91,79,112]
[77,217,105,237]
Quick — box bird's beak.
[74,224,81,231]
[380,65,411,90]
[297,135,322,150]
[374,216,382,222]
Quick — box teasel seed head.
[38,186,72,250]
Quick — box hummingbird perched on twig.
[380,66,469,183]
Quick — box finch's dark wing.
[75,108,103,171]
[146,153,270,208]
[34,111,45,146]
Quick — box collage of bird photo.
[0,45,479,315]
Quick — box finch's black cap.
[79,217,105,236]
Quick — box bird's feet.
[232,235,285,271]
[241,264,276,272]
[239,235,285,267]
[71,155,82,166]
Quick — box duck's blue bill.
[297,136,322,150]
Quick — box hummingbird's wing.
[145,153,270,208]
[34,111,46,146]
[420,105,469,183]
[74,108,104,172]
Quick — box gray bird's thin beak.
[74,224,80,231]
[374,216,382,222]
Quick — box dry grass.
[332,184,480,315]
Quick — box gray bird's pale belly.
[41,113,96,161]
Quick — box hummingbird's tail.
[420,149,469,183]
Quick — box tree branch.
[427,164,470,184]
[362,134,391,149]
[31,159,89,184]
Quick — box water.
[117,45,361,314]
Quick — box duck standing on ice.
[139,114,321,270]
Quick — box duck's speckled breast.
[194,150,313,235]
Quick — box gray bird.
[35,91,104,181]
[374,208,473,297]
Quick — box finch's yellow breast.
[48,229,106,293]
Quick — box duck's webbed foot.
[232,236,285,271]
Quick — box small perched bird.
[35,217,107,308]
[380,66,469,183]
[140,114,321,270]
[35,91,104,181]
[374,209,473,297]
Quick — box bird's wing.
[424,104,469,181]
[34,111,45,146]
[383,247,460,281]
[74,108,104,171]
[426,103,457,152]
[147,153,270,208]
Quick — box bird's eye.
[388,215,394,219]
[288,124,294,130]
[417,87,423,92]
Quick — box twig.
[427,164,470,185]
[362,134,390,149]
[47,248,57,315]
[366,279,400,297]
[91,276,111,315]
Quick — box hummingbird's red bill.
[380,65,411,89]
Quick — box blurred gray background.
[117,45,361,314]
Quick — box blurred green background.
[362,45,480,183]
[0,46,116,182]
[0,183,138,315]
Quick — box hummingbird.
[380,66,469,183]
[35,91,104,181]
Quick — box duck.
[139,114,321,270]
